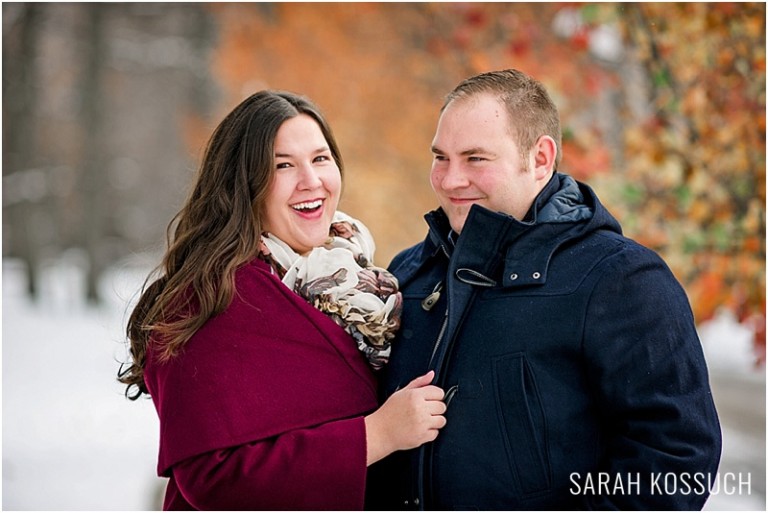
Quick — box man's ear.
[532,135,557,181]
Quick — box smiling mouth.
[291,199,323,214]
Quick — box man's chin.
[449,219,465,235]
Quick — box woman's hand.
[364,370,446,466]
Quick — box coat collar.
[420,174,621,288]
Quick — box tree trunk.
[79,4,108,305]
[3,4,43,300]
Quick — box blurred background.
[2,2,765,510]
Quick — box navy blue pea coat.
[366,174,721,510]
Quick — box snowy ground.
[2,256,765,510]
[3,256,164,510]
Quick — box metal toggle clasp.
[421,281,443,311]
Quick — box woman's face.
[262,114,342,254]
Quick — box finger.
[403,370,435,390]
[429,401,447,416]
[419,394,447,414]
[424,417,446,436]
[418,385,446,400]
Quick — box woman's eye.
[276,162,292,169]
[314,155,330,163]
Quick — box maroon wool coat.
[144,258,379,510]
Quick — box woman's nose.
[298,164,323,189]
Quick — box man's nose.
[439,163,470,190]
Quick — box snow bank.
[3,257,163,510]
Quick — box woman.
[118,91,446,510]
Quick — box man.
[366,69,722,510]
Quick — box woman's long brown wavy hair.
[118,91,344,400]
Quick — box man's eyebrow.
[430,145,494,156]
[459,147,491,156]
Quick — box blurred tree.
[79,3,109,304]
[3,4,44,299]
[601,3,765,348]
[3,3,217,306]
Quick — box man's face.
[430,93,542,234]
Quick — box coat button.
[532,272,541,279]
[510,273,519,280]
[414,498,420,505]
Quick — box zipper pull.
[421,281,443,311]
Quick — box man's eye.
[468,156,486,162]
[433,155,447,162]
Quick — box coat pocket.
[492,353,551,497]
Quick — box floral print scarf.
[258,211,402,370]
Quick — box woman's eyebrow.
[274,146,330,158]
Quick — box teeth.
[292,200,322,211]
